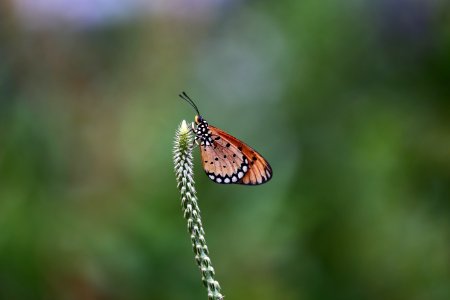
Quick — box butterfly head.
[194,115,205,125]
[179,92,212,146]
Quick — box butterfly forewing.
[201,125,272,185]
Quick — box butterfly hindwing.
[200,127,249,184]
[201,125,272,185]
[239,147,272,185]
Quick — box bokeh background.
[1,0,450,299]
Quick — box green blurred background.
[1,1,450,299]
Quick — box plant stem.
[173,120,224,300]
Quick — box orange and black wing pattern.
[200,125,272,185]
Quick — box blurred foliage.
[0,0,449,299]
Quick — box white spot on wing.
[232,176,237,182]
[224,178,230,183]
[216,178,222,183]
[209,174,215,180]
[238,172,244,179]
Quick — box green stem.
[173,120,224,300]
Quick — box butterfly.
[180,92,272,185]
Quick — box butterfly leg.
[190,122,200,148]
[188,137,200,149]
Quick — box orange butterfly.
[180,92,272,185]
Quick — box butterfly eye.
[195,115,204,124]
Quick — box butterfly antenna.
[179,91,201,116]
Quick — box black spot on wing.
[205,157,249,184]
